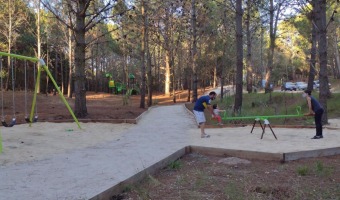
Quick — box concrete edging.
[189,146,284,161]
[283,147,340,161]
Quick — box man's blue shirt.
[194,95,211,111]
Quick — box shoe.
[311,135,323,139]
[217,123,224,126]
[201,134,210,138]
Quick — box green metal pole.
[0,52,81,129]
[29,62,42,127]
[0,52,39,62]
[41,64,81,129]
[222,106,303,121]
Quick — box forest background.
[0,0,339,123]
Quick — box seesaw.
[221,106,304,140]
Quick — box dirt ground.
[121,153,340,200]
[0,90,195,125]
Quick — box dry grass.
[122,153,340,200]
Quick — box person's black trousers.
[314,109,324,136]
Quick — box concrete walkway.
[1,104,340,200]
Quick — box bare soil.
[0,90,194,125]
[121,153,340,200]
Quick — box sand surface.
[0,122,134,166]
[0,105,339,200]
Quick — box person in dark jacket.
[303,90,324,139]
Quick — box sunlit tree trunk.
[163,5,172,97]
[67,28,73,98]
[165,52,171,96]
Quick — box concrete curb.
[189,146,283,161]
[284,147,340,161]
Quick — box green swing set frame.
[0,52,81,128]
[0,51,81,153]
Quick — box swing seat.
[25,116,38,123]
[1,118,16,127]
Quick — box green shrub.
[168,160,182,170]
[297,166,309,176]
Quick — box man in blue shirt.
[193,91,217,138]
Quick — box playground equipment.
[108,80,115,89]
[128,73,135,87]
[115,82,126,94]
[0,51,81,129]
[105,72,139,95]
[128,73,139,95]
[222,106,304,139]
[24,60,38,123]
[0,57,16,127]
[106,73,115,93]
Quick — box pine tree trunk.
[165,53,171,95]
[265,0,280,94]
[264,0,274,93]
[234,0,243,113]
[246,2,253,94]
[139,0,146,108]
[307,3,317,91]
[334,34,340,79]
[61,54,64,94]
[36,0,41,93]
[191,0,198,102]
[67,28,73,98]
[172,54,176,103]
[95,43,99,93]
[316,0,328,124]
[213,59,217,88]
[53,52,58,96]
[73,0,88,117]
[146,17,153,107]
[5,0,12,91]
